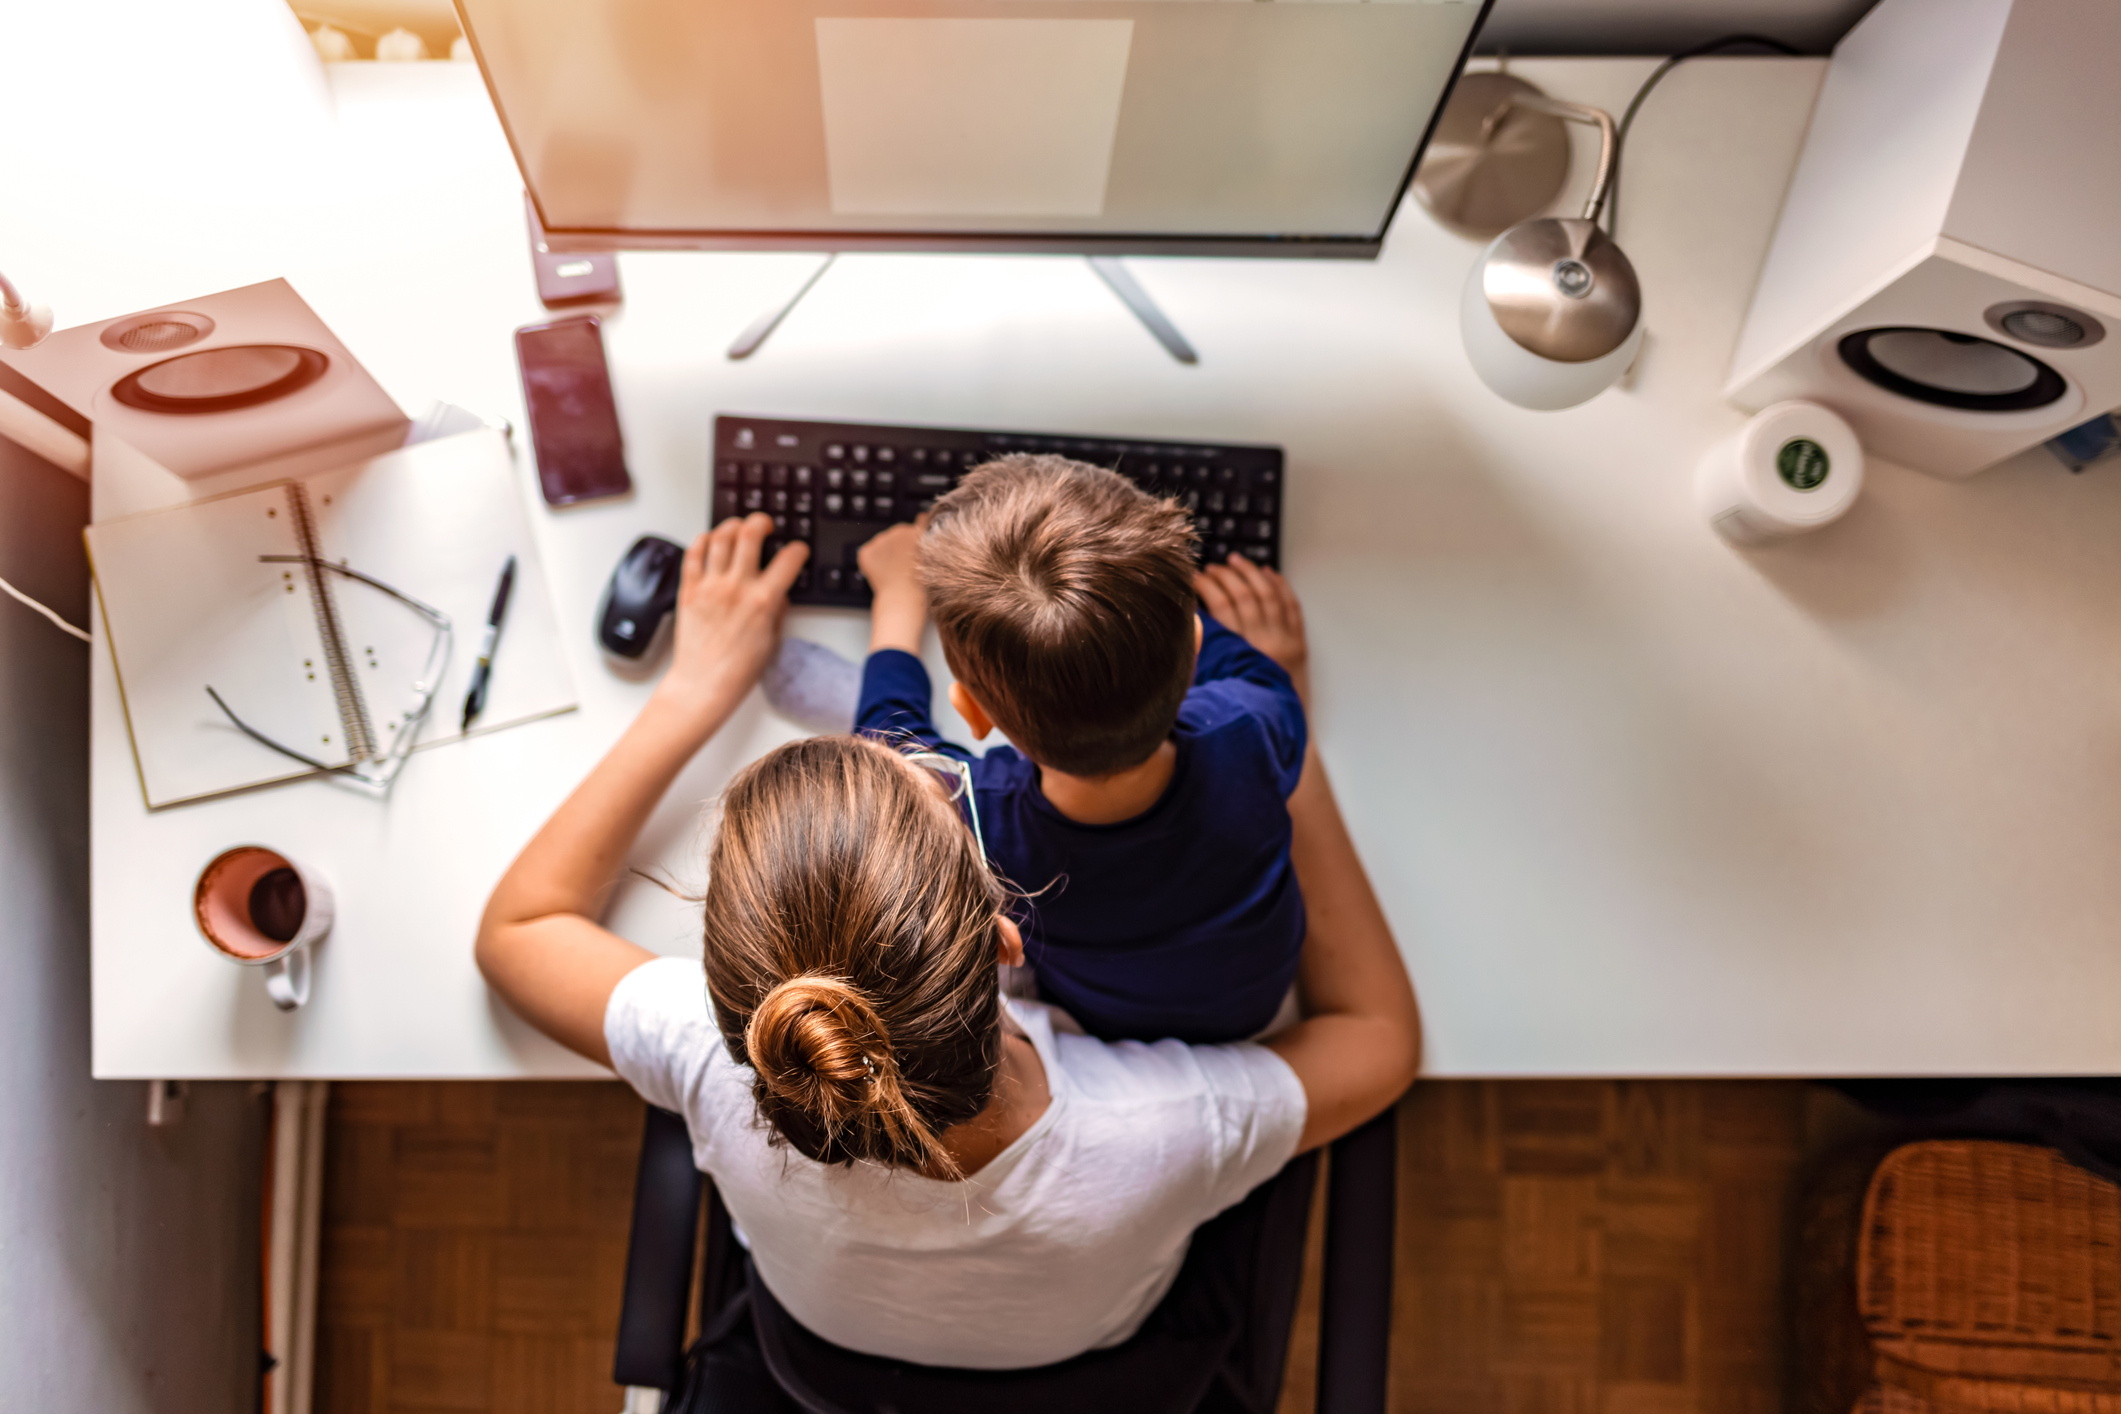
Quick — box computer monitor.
[455,0,1491,259]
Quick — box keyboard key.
[796,566,812,591]
[742,463,765,487]
[1217,516,1237,536]
[1192,466,1212,485]
[874,496,895,519]
[852,444,870,463]
[769,465,788,488]
[716,461,739,485]
[914,472,951,491]
[851,494,868,516]
[824,493,844,516]
[770,489,788,513]
[825,467,845,490]
[1258,494,1275,515]
[909,447,928,464]
[1242,543,1272,564]
[744,487,765,512]
[794,465,813,488]
[1212,540,1231,561]
[1258,468,1278,487]
[875,470,895,491]
[1231,494,1249,514]
[1218,466,1238,486]
[825,443,845,461]
[876,447,896,464]
[716,487,738,517]
[771,514,787,533]
[851,469,870,490]
[824,566,844,592]
[795,516,813,539]
[1249,519,1273,540]
[1207,491,1225,513]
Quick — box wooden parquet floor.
[316,1079,1814,1414]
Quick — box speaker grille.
[2000,309,2085,348]
[1984,300,2106,351]
[116,320,207,353]
[99,310,216,354]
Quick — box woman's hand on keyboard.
[1197,553,1309,705]
[658,513,808,735]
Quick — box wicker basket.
[1850,1140,2121,1414]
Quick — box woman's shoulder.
[605,955,743,1117]
[1017,1001,1304,1122]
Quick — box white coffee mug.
[193,846,335,1010]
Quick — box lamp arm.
[1501,93,1618,224]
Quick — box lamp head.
[1462,217,1645,410]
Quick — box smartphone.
[516,315,631,505]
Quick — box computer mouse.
[598,535,684,659]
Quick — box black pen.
[461,554,517,729]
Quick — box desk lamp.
[0,269,53,350]
[1418,74,1643,411]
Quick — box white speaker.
[1726,0,2121,479]
[0,279,408,483]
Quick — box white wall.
[0,431,263,1411]
[1477,0,1880,54]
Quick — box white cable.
[0,572,90,642]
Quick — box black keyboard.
[712,415,1285,607]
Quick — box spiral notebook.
[86,428,578,808]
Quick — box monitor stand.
[726,255,1199,365]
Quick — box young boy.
[854,455,1307,1044]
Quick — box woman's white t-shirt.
[604,957,1307,1370]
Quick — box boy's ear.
[996,914,1026,968]
[1195,613,1204,654]
[949,681,996,741]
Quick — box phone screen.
[516,316,631,505]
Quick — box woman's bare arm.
[475,514,807,1065]
[1262,745,1422,1150]
[1201,554,1420,1150]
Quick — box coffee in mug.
[193,846,334,1010]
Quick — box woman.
[477,513,1419,1371]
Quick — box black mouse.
[598,535,684,658]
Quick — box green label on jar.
[1777,438,1830,491]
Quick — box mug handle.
[264,948,311,1011]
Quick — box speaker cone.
[110,344,330,414]
[1838,327,2066,412]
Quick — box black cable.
[1603,33,1802,240]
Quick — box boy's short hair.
[921,455,1199,778]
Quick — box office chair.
[613,1101,1401,1414]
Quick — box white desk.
[25,55,2121,1079]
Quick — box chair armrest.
[613,1106,705,1392]
[1316,1101,1398,1414]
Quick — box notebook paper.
[87,429,577,808]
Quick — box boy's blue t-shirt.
[854,614,1307,1044]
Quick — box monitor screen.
[457,0,1490,256]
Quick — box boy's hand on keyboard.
[1197,553,1309,704]
[858,520,928,656]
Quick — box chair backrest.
[741,1147,1319,1414]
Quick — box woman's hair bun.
[745,973,956,1174]
[747,975,885,1122]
